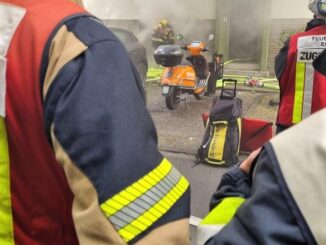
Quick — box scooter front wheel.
[194,89,205,100]
[165,87,180,110]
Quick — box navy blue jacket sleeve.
[206,148,307,245]
[209,166,251,210]
[43,17,191,243]
[44,16,164,205]
[274,38,289,80]
[313,48,326,76]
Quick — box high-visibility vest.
[277,25,326,127]
[0,1,84,244]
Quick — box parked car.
[110,27,148,87]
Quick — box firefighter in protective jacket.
[274,0,326,133]
[201,109,326,244]
[0,1,190,244]
[151,18,175,50]
[197,38,326,244]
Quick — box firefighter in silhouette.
[152,18,175,50]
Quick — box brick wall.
[267,18,309,75]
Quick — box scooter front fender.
[161,66,196,88]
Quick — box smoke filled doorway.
[228,0,263,67]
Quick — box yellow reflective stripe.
[100,159,189,242]
[118,176,189,242]
[293,62,305,123]
[101,160,172,216]
[0,118,14,245]
[237,118,241,154]
[152,38,164,42]
[200,197,245,225]
[208,121,228,161]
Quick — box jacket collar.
[305,17,326,31]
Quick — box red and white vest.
[0,1,84,244]
[277,25,326,126]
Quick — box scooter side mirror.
[208,34,215,41]
[176,34,184,41]
[176,34,188,46]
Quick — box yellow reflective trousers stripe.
[100,158,189,242]
[0,118,14,245]
[200,197,245,225]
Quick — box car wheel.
[137,62,148,86]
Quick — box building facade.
[85,0,312,75]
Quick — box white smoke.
[83,0,282,64]
[84,0,216,43]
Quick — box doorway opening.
[227,0,263,70]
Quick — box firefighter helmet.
[160,18,169,27]
[308,0,326,18]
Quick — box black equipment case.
[196,79,242,167]
[154,45,183,67]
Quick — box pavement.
[146,84,279,244]
[146,84,279,155]
[162,151,227,244]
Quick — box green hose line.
[216,76,280,91]
[224,60,235,65]
[223,74,248,79]
[259,78,278,83]
[146,78,160,82]
[147,66,280,91]
[147,67,164,77]
[261,83,279,90]
[146,67,164,83]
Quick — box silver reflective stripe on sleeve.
[100,159,189,242]
[0,3,26,117]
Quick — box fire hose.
[217,75,279,92]
[146,67,164,83]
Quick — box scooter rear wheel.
[165,87,180,110]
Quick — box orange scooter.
[154,34,223,110]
